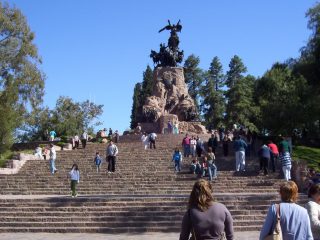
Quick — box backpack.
[95,157,102,165]
[149,133,156,141]
[173,152,181,161]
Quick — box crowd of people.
[30,125,319,239]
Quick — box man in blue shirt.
[233,135,247,172]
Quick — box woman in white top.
[190,136,197,157]
[69,164,80,197]
[306,184,320,240]
[141,133,149,150]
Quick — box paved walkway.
[1,232,260,240]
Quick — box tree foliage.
[184,54,204,109]
[24,97,103,140]
[130,66,153,129]
[0,2,45,152]
[130,83,142,129]
[201,57,225,129]
[255,63,308,135]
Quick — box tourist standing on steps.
[167,120,173,134]
[114,130,119,143]
[49,144,57,174]
[108,128,113,137]
[279,136,291,154]
[172,148,183,172]
[268,140,279,172]
[222,135,229,157]
[94,152,102,173]
[305,184,320,240]
[233,135,247,172]
[260,181,313,240]
[196,136,205,157]
[73,134,80,149]
[174,122,179,134]
[179,179,234,240]
[279,151,292,181]
[49,130,56,141]
[207,147,217,180]
[208,133,218,154]
[190,136,197,157]
[81,131,88,149]
[149,132,157,149]
[69,164,80,197]
[182,134,191,157]
[141,132,149,150]
[106,140,118,173]
[258,143,271,176]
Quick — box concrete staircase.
[0,134,307,233]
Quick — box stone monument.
[140,20,206,134]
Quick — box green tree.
[225,56,257,129]
[293,3,320,137]
[24,97,104,140]
[130,83,142,129]
[225,55,247,88]
[140,65,154,101]
[0,3,45,152]
[201,57,225,129]
[255,63,308,135]
[184,54,204,109]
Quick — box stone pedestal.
[138,66,206,134]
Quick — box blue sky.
[6,0,317,133]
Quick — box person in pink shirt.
[268,140,279,173]
[182,134,191,158]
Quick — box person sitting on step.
[190,158,201,175]
[201,157,209,178]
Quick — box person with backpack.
[172,148,183,172]
[149,132,157,149]
[94,152,102,173]
[68,164,80,197]
[81,131,88,149]
[106,140,118,173]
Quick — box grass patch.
[0,149,34,168]
[0,151,14,168]
[292,146,320,171]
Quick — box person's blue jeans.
[208,162,217,180]
[183,145,190,157]
[49,159,56,174]
[174,160,181,172]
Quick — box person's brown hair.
[188,179,214,211]
[308,184,320,198]
[280,181,299,202]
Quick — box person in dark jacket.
[258,144,271,176]
[207,133,218,154]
